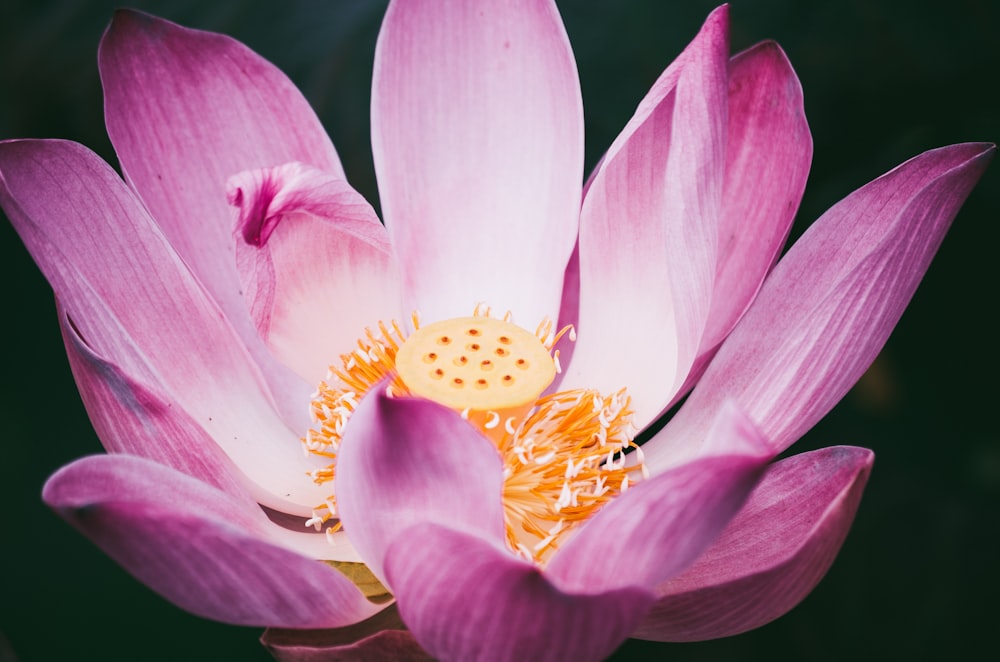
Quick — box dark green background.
[2,1,997,660]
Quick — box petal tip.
[105,8,165,41]
[707,3,731,22]
[702,4,731,45]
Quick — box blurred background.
[1,0,997,659]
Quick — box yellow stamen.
[302,316,416,525]
[497,388,640,562]
[302,308,645,564]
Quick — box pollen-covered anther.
[497,387,642,563]
[304,500,342,536]
[300,316,414,526]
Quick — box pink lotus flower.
[1,2,991,660]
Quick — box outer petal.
[229,162,402,384]
[671,40,812,404]
[100,11,342,399]
[0,139,330,513]
[336,389,507,582]
[546,403,771,593]
[633,446,873,641]
[61,317,359,562]
[263,607,433,662]
[561,7,728,428]
[385,524,653,662]
[371,0,584,324]
[647,142,994,469]
[43,455,382,628]
[58,305,250,502]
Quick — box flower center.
[394,315,557,441]
[303,308,643,563]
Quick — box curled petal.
[99,10,341,372]
[372,0,583,324]
[563,6,729,428]
[43,455,382,628]
[386,524,653,662]
[633,446,873,641]
[229,162,401,384]
[0,139,330,513]
[649,142,995,469]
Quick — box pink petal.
[263,607,433,662]
[100,11,342,403]
[546,402,771,593]
[671,40,812,404]
[371,0,584,324]
[0,139,330,514]
[43,455,382,628]
[561,6,729,428]
[648,142,995,469]
[550,243,581,393]
[58,304,251,502]
[385,524,654,662]
[633,446,873,641]
[335,388,507,581]
[61,305,360,562]
[229,162,402,384]
[708,40,812,351]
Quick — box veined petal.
[562,6,729,429]
[229,162,402,385]
[633,446,873,641]
[708,41,811,349]
[100,8,341,323]
[371,0,583,324]
[385,524,653,662]
[99,10,337,418]
[335,388,507,582]
[62,308,360,563]
[671,40,812,405]
[58,305,251,502]
[43,455,382,628]
[0,139,330,514]
[546,403,771,593]
[550,243,580,393]
[263,607,433,662]
[647,142,994,469]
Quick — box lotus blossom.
[0,1,991,660]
